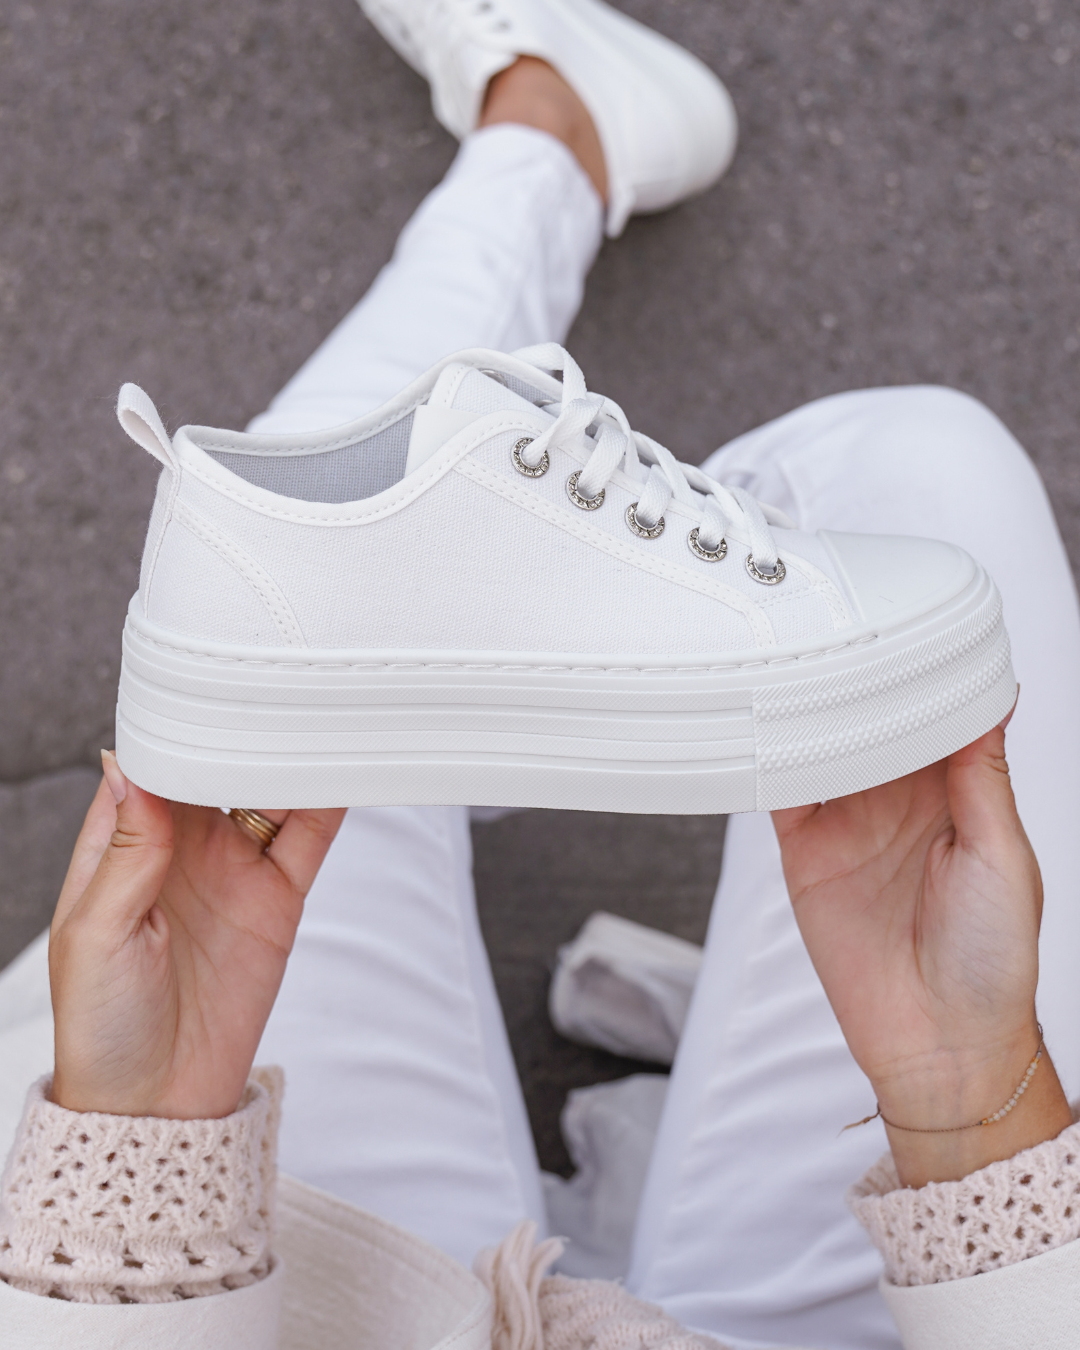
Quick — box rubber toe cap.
[820,530,978,627]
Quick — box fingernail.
[100,749,128,804]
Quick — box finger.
[249,808,291,847]
[771,802,821,844]
[945,725,1025,851]
[267,807,347,895]
[224,806,291,854]
[65,752,176,934]
[54,771,121,925]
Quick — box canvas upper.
[118,344,973,666]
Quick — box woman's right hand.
[49,752,344,1120]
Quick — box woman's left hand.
[49,752,345,1120]
[773,720,1073,1185]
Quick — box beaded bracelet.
[844,1026,1044,1134]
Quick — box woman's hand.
[774,719,1073,1186]
[49,751,345,1120]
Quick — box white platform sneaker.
[114,346,1015,814]
[355,0,738,235]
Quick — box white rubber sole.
[115,566,1015,813]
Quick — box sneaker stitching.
[190,406,427,458]
[125,591,996,681]
[454,455,776,648]
[127,626,886,675]
[141,466,182,619]
[172,501,307,648]
[178,415,546,523]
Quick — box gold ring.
[229,808,280,851]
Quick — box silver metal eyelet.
[566,470,605,511]
[512,436,549,478]
[745,554,787,585]
[626,503,665,539]
[688,527,727,562]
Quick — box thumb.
[771,801,820,848]
[945,725,1025,853]
[58,752,176,936]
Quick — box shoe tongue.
[404,363,550,475]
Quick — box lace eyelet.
[567,471,605,511]
[512,436,548,478]
[626,503,665,539]
[745,554,786,585]
[688,527,727,562]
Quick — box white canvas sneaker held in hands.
[355,0,738,235]
[114,345,1015,813]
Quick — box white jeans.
[253,125,1080,1350]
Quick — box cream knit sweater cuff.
[0,1068,282,1304]
[849,1114,1080,1287]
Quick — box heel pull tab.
[117,383,177,470]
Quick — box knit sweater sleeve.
[849,1114,1080,1287]
[0,1068,281,1304]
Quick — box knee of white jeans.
[844,385,1032,480]
[706,384,1042,516]
[771,384,1051,537]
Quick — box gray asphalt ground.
[2,0,1079,1171]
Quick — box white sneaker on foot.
[115,346,1015,813]
[355,0,738,235]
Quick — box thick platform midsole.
[115,571,1015,812]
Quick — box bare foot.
[479,55,608,203]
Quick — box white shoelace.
[458,0,514,31]
[370,0,516,77]
[428,0,517,50]
[513,344,788,577]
